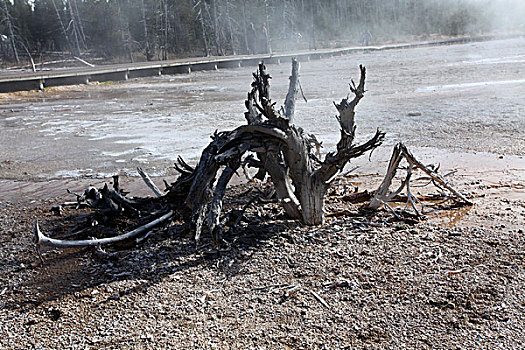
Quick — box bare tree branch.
[137,167,163,197]
[34,211,173,248]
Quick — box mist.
[1,0,524,64]
[479,0,525,32]
[283,0,525,51]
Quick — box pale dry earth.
[0,37,524,182]
[0,38,524,349]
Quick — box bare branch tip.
[33,220,42,245]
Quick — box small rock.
[48,308,61,321]
[108,293,120,301]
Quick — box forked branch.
[368,143,472,213]
[334,64,367,151]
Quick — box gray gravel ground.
[0,170,523,349]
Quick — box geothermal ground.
[0,38,524,348]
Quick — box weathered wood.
[36,61,385,249]
[34,211,173,248]
[402,145,472,205]
[368,143,472,212]
[206,164,237,242]
[368,143,404,209]
[334,65,366,152]
[238,62,383,225]
[137,167,163,197]
[284,58,300,122]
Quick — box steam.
[271,0,525,53]
[478,0,525,32]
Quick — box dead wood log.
[34,211,173,248]
[236,60,384,225]
[35,60,384,251]
[158,60,382,232]
[368,143,473,213]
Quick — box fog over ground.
[1,0,524,64]
[469,0,525,31]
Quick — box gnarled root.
[36,61,386,254]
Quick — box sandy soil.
[0,38,524,349]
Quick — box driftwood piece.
[368,143,472,213]
[34,211,173,248]
[402,146,472,204]
[137,167,163,197]
[35,60,385,253]
[241,61,383,225]
[166,59,383,233]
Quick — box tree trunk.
[241,0,249,54]
[195,0,210,56]
[67,0,81,55]
[71,0,86,49]
[117,0,134,62]
[1,0,20,63]
[19,40,36,72]
[50,0,73,55]
[140,0,153,60]
[224,0,236,55]
[309,0,317,50]
[299,175,326,225]
[263,0,272,53]
[211,0,223,55]
[163,1,168,60]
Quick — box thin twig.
[137,167,163,197]
[379,199,401,220]
[309,289,330,308]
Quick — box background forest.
[1,0,524,64]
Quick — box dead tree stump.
[35,60,385,247]
[167,59,384,237]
